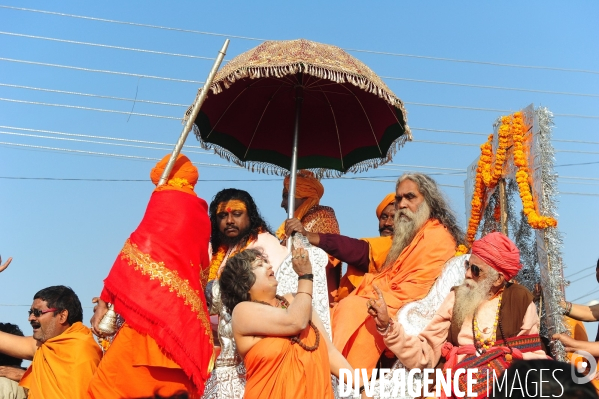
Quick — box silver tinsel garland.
[534,107,567,361]
[466,105,566,360]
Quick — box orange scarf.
[20,322,102,399]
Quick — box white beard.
[452,274,496,330]
[383,201,431,268]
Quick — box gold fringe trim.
[120,239,211,338]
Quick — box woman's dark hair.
[209,189,273,254]
[219,249,263,312]
[0,323,24,367]
[33,285,83,325]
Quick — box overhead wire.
[0,57,204,84]
[0,83,188,107]
[2,5,599,75]
[0,31,218,60]
[566,265,597,279]
[0,97,181,119]
[2,31,599,99]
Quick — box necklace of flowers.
[252,295,320,351]
[472,292,503,354]
[208,228,266,282]
[511,111,558,229]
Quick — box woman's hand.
[90,297,109,337]
[366,285,390,331]
[291,248,312,277]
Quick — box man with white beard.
[368,232,549,398]
[285,173,462,371]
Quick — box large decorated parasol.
[184,38,411,219]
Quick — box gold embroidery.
[199,265,210,291]
[120,239,212,341]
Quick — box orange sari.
[20,322,102,399]
[243,325,334,399]
[332,219,455,370]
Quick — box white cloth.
[0,377,27,399]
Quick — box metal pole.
[158,39,230,186]
[287,77,304,250]
[498,178,508,235]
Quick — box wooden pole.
[158,39,230,186]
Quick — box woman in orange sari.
[219,248,358,399]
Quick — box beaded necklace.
[252,295,320,352]
[472,292,503,354]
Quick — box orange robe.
[88,323,197,399]
[336,236,392,300]
[20,322,102,399]
[243,325,334,399]
[332,219,455,371]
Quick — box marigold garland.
[464,110,557,245]
[511,111,558,229]
[207,227,265,281]
[455,244,469,256]
[465,143,488,245]
[482,117,511,188]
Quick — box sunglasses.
[466,262,481,278]
[28,308,58,318]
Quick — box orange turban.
[150,154,198,196]
[376,193,396,219]
[276,170,324,239]
[471,232,522,280]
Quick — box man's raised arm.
[0,331,37,361]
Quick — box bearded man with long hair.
[285,172,463,371]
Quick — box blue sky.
[1,1,598,340]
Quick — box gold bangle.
[296,291,313,299]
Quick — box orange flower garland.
[511,111,558,229]
[207,227,265,281]
[455,244,469,256]
[465,143,489,245]
[482,117,511,188]
[464,110,557,246]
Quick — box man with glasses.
[0,285,102,398]
[368,232,549,398]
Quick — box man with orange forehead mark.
[277,170,341,301]
[202,188,288,399]
[88,154,214,398]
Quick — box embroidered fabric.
[371,255,468,399]
[275,233,332,338]
[201,280,246,399]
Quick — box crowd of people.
[1,153,598,399]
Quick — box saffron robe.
[93,189,214,396]
[243,324,334,399]
[88,323,197,399]
[20,322,102,399]
[332,219,455,370]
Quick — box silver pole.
[158,39,230,186]
[287,80,303,250]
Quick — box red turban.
[376,193,396,219]
[471,232,522,280]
